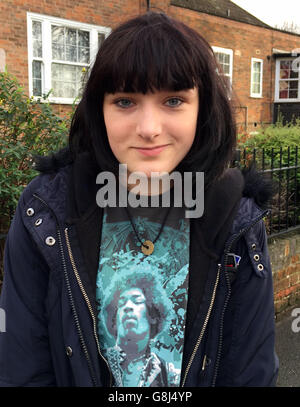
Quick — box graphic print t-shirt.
[96,190,190,387]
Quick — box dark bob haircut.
[69,11,237,186]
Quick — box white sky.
[231,0,300,28]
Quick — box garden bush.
[0,70,74,288]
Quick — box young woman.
[0,12,278,387]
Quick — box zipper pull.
[202,354,208,370]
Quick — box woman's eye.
[115,99,133,108]
[165,98,183,107]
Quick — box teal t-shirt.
[96,194,190,387]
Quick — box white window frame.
[27,12,111,104]
[212,46,233,85]
[250,58,263,98]
[275,57,300,103]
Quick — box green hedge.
[238,118,300,151]
[237,120,300,179]
[0,70,74,233]
[0,70,74,289]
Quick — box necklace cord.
[124,205,172,249]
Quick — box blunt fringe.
[69,11,237,186]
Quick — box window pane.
[52,26,64,45]
[52,25,90,63]
[32,21,42,38]
[252,83,260,94]
[279,80,288,91]
[51,63,84,98]
[52,43,65,60]
[279,90,288,98]
[279,59,299,80]
[280,68,289,79]
[280,60,291,70]
[222,63,230,75]
[78,30,89,47]
[52,26,65,60]
[32,60,42,96]
[253,72,260,83]
[66,44,77,62]
[223,54,230,65]
[66,28,77,46]
[290,80,298,90]
[78,46,90,63]
[215,52,231,75]
[290,67,299,79]
[279,78,299,99]
[32,21,42,58]
[253,61,261,72]
[289,89,298,98]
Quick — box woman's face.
[103,87,199,180]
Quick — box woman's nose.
[135,107,162,140]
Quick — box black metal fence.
[234,146,300,237]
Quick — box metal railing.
[234,147,300,237]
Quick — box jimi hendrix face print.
[96,203,190,387]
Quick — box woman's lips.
[134,144,168,156]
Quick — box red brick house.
[0,0,299,132]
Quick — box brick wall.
[269,232,300,318]
[0,0,142,92]
[170,4,300,133]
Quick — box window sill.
[274,99,300,103]
[250,95,263,99]
[31,96,80,105]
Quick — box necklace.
[124,205,172,255]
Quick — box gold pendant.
[141,240,154,255]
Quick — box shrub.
[0,70,74,289]
[0,70,73,233]
[237,120,300,180]
[237,118,300,151]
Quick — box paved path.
[275,309,300,387]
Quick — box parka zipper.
[32,193,100,387]
[181,209,269,387]
[180,263,221,387]
[64,227,113,387]
[211,209,269,386]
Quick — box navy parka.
[0,151,279,386]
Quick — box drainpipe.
[240,106,248,133]
[146,0,150,11]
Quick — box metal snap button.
[26,208,35,216]
[251,243,256,250]
[253,254,260,261]
[35,218,43,226]
[45,236,56,246]
[257,264,264,271]
[66,346,73,357]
